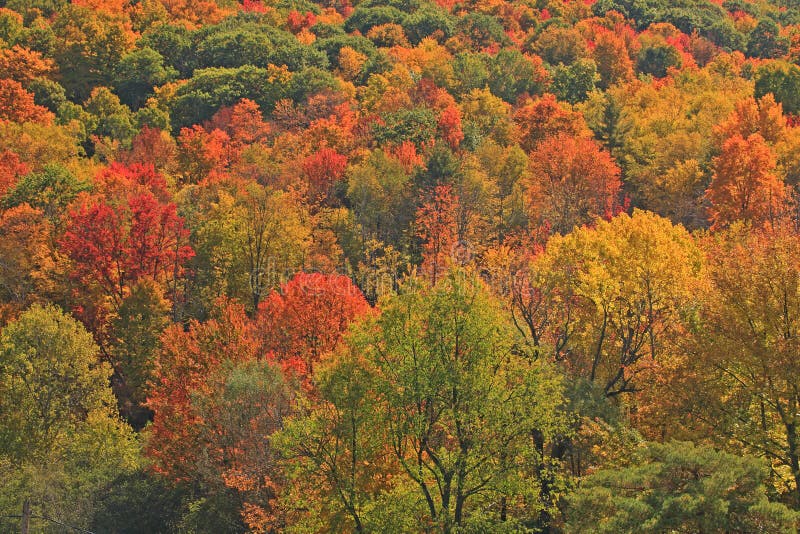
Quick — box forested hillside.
[3,0,800,532]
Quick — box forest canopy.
[3,0,800,532]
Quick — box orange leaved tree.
[706,133,789,230]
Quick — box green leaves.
[114,47,177,110]
[755,61,800,115]
[281,270,571,530]
[566,441,798,533]
[0,304,139,532]
[0,304,114,461]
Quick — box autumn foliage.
[258,272,370,374]
[417,185,459,285]
[60,166,193,314]
[0,150,29,197]
[301,147,348,203]
[4,0,800,531]
[527,134,621,234]
[147,274,369,528]
[0,80,53,124]
[146,300,260,480]
[707,133,788,229]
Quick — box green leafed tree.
[549,59,599,105]
[0,304,139,533]
[113,47,177,110]
[565,441,798,533]
[278,270,571,532]
[755,61,800,115]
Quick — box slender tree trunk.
[20,499,30,534]
[352,510,364,533]
[590,309,608,382]
[786,422,800,508]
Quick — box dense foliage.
[3,0,800,532]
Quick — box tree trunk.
[786,422,800,508]
[20,499,30,534]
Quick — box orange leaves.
[60,163,193,308]
[707,97,793,231]
[338,46,368,81]
[514,93,589,152]
[513,94,617,235]
[146,275,370,527]
[243,0,269,14]
[417,185,459,285]
[72,0,128,15]
[176,125,231,184]
[94,161,171,201]
[526,134,621,234]
[415,77,456,110]
[146,299,261,481]
[287,10,316,33]
[0,204,54,321]
[302,147,348,204]
[0,79,53,125]
[0,45,55,84]
[592,29,635,89]
[438,105,464,150]
[119,126,177,171]
[176,99,275,184]
[707,133,789,230]
[256,272,370,377]
[159,0,230,27]
[304,101,360,154]
[240,502,275,534]
[208,98,271,147]
[367,23,409,47]
[714,94,786,144]
[390,140,425,172]
[0,150,29,197]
